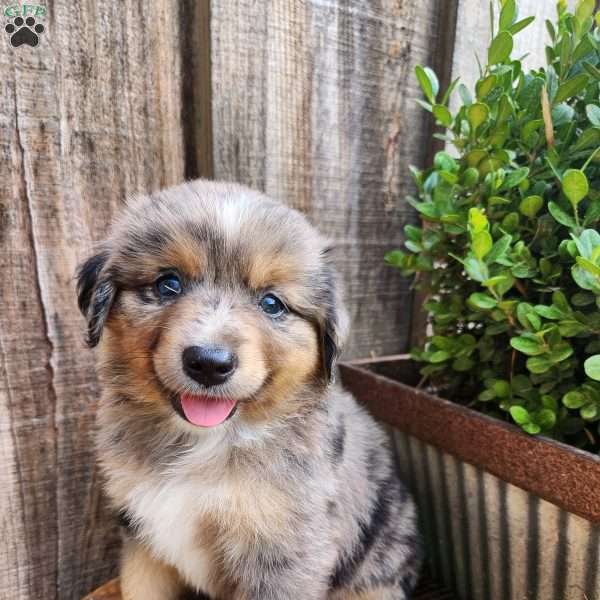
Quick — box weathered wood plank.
[0,2,189,598]
[0,1,570,598]
[210,0,452,358]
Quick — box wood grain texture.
[0,2,189,598]
[0,1,564,598]
[209,0,454,358]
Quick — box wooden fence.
[0,1,564,598]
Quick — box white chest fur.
[112,427,289,595]
[126,473,221,594]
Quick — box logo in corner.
[4,4,46,48]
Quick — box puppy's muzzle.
[182,345,237,387]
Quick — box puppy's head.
[77,181,348,430]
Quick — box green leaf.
[552,103,575,126]
[521,119,543,142]
[469,292,497,310]
[509,16,535,34]
[534,305,564,320]
[526,356,553,374]
[432,104,453,127]
[502,212,520,232]
[497,94,514,122]
[466,149,487,167]
[488,195,511,206]
[510,405,530,425]
[553,291,570,314]
[468,207,488,233]
[452,356,474,372]
[536,408,557,429]
[562,169,589,206]
[384,250,405,267]
[517,303,534,329]
[519,195,543,218]
[573,264,598,290]
[576,0,595,23]
[434,151,457,172]
[585,105,600,127]
[571,229,600,258]
[499,0,516,30]
[522,422,542,435]
[559,319,588,337]
[415,65,438,103]
[548,201,577,228]
[476,75,497,99]
[563,391,586,409]
[467,103,489,130]
[581,402,598,421]
[550,342,573,363]
[464,256,489,282]
[554,73,590,104]
[479,389,497,402]
[576,256,600,276]
[404,224,422,242]
[429,350,451,363]
[458,83,472,106]
[486,234,512,264]
[438,171,458,184]
[423,67,439,98]
[510,335,545,356]
[441,77,460,105]
[584,355,600,381]
[573,35,595,63]
[583,60,600,79]
[416,99,432,113]
[571,128,600,152]
[572,292,595,306]
[472,231,493,259]
[462,167,479,187]
[488,31,514,64]
[493,379,511,399]
[502,167,529,190]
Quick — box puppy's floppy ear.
[76,250,116,347]
[320,256,349,383]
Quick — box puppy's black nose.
[182,346,237,387]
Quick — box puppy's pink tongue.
[180,393,236,427]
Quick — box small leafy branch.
[387,0,600,449]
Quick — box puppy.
[77,180,422,600]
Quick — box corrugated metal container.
[340,358,600,600]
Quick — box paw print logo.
[5,16,44,47]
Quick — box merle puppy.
[77,180,422,600]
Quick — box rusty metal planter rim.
[339,355,600,523]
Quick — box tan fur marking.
[161,236,205,280]
[102,311,171,415]
[120,538,183,600]
[242,319,320,424]
[246,251,304,290]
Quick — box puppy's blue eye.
[259,293,286,317]
[156,274,182,298]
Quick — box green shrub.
[387,0,600,450]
